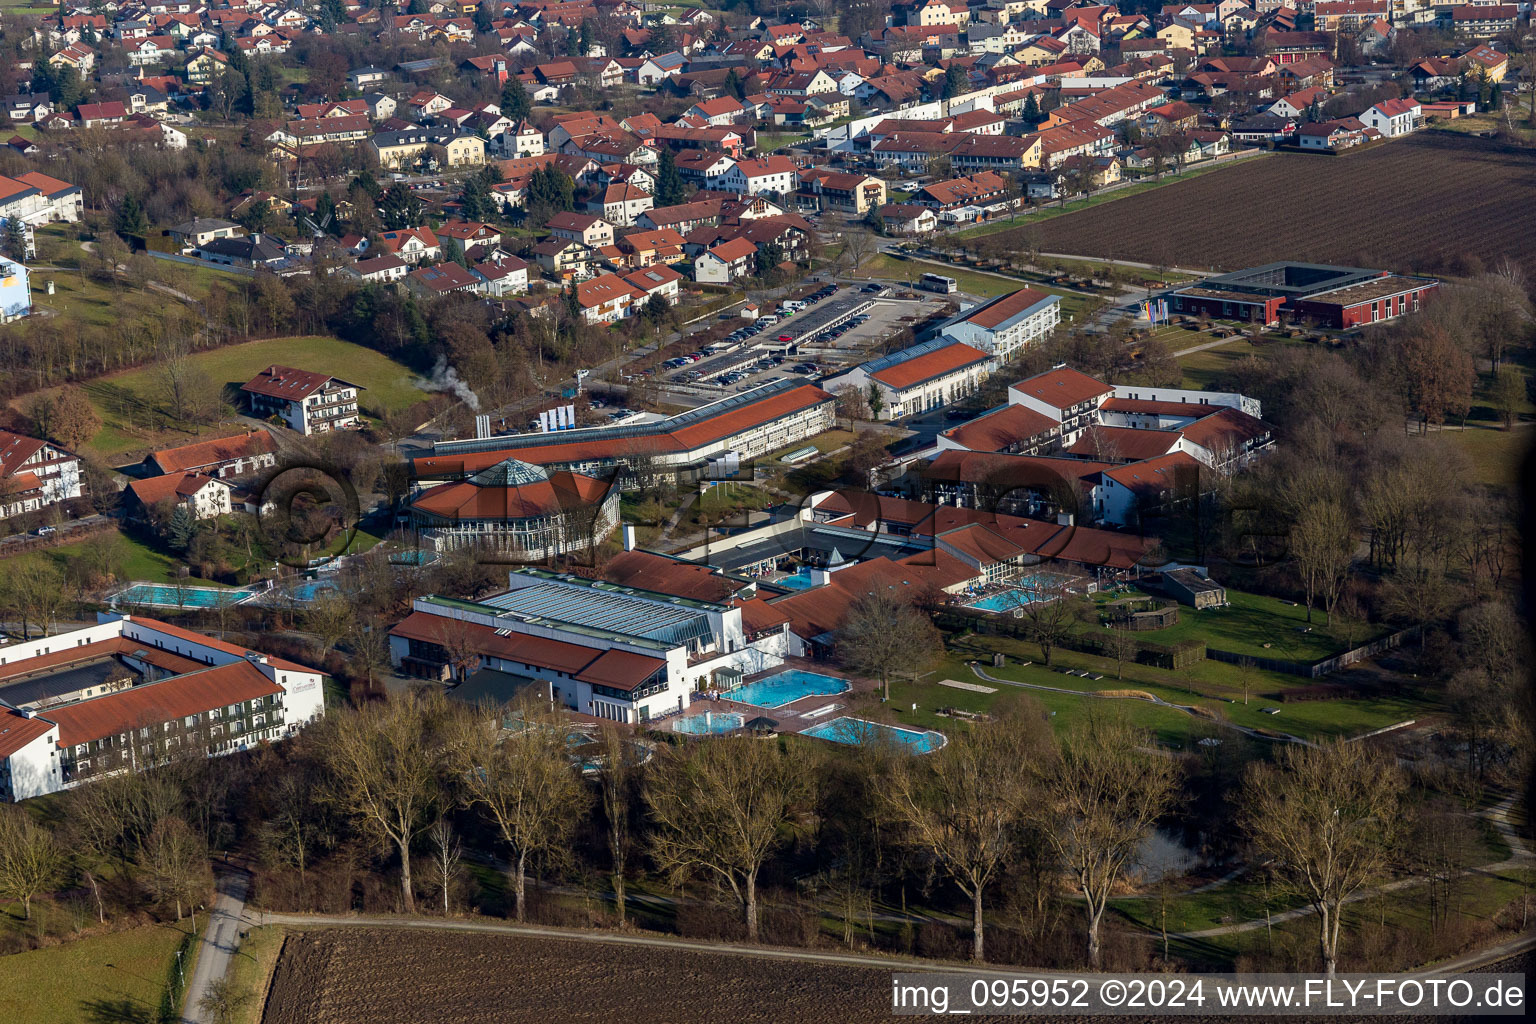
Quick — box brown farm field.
[262,928,1023,1024]
[1014,133,1536,279]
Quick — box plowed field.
[1014,133,1536,279]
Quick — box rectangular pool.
[802,717,947,754]
[114,583,257,608]
[771,570,818,591]
[723,669,850,708]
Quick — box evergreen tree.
[3,218,27,261]
[115,194,149,241]
[754,240,784,277]
[725,68,745,101]
[942,63,969,101]
[475,4,494,34]
[579,20,596,56]
[501,77,532,122]
[379,185,423,229]
[313,192,341,235]
[352,167,384,201]
[1021,92,1043,128]
[166,506,196,552]
[655,148,686,206]
[1489,83,1503,111]
[458,171,495,222]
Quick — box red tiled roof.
[413,385,833,473]
[1063,426,1183,461]
[601,550,738,602]
[869,342,991,391]
[123,617,314,675]
[940,404,1059,453]
[127,473,223,506]
[410,470,610,520]
[149,431,275,475]
[0,709,54,759]
[1102,450,1203,493]
[44,661,283,748]
[388,611,665,690]
[961,287,1058,330]
[1010,367,1113,409]
[240,365,360,400]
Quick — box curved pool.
[723,670,850,709]
[802,716,946,754]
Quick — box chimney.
[622,524,637,551]
[475,414,491,439]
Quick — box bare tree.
[888,710,1052,961]
[841,229,879,275]
[425,818,464,916]
[837,589,944,701]
[1004,579,1081,668]
[139,815,211,922]
[596,723,644,927]
[304,591,355,661]
[645,736,814,943]
[198,978,250,1024]
[1034,713,1180,968]
[454,702,585,923]
[0,808,65,920]
[324,692,457,914]
[1289,497,1354,624]
[1103,618,1137,680]
[1239,741,1406,977]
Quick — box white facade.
[719,159,798,197]
[940,289,1062,360]
[1360,101,1420,138]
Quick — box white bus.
[919,273,957,294]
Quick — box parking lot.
[654,284,949,397]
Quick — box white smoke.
[418,356,481,412]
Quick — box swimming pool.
[673,711,744,735]
[724,670,850,708]
[967,590,1036,612]
[389,550,439,566]
[114,583,257,608]
[802,716,947,754]
[288,580,342,602]
[771,569,818,591]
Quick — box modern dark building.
[1168,262,1438,328]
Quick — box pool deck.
[683,658,901,739]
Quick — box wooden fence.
[1207,628,1411,679]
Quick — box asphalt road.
[181,868,253,1024]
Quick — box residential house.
[548,212,615,249]
[127,474,233,521]
[0,430,82,519]
[1359,98,1422,138]
[879,203,938,235]
[241,366,364,436]
[375,227,442,265]
[694,237,758,284]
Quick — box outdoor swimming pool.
[723,670,850,708]
[771,569,818,591]
[389,550,439,566]
[289,580,342,602]
[673,711,745,735]
[114,583,258,608]
[967,590,1034,612]
[802,716,947,754]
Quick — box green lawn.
[72,335,427,458]
[756,132,811,152]
[1176,339,1259,390]
[1134,589,1383,663]
[1447,424,1531,489]
[48,527,226,587]
[222,925,286,1024]
[0,920,198,1024]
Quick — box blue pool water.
[724,670,850,708]
[289,580,342,602]
[389,550,439,566]
[802,717,947,754]
[673,712,745,735]
[772,569,818,590]
[968,590,1036,612]
[115,584,256,608]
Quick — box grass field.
[1444,424,1533,489]
[47,528,226,587]
[1131,588,1381,663]
[1004,133,1536,280]
[73,335,427,458]
[224,925,287,1024]
[756,132,811,152]
[0,920,198,1024]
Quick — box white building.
[824,338,994,420]
[0,430,81,520]
[694,237,757,284]
[718,156,799,197]
[240,365,364,436]
[389,566,793,722]
[0,615,326,801]
[0,255,29,322]
[939,286,1062,360]
[1359,97,1421,138]
[126,473,234,520]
